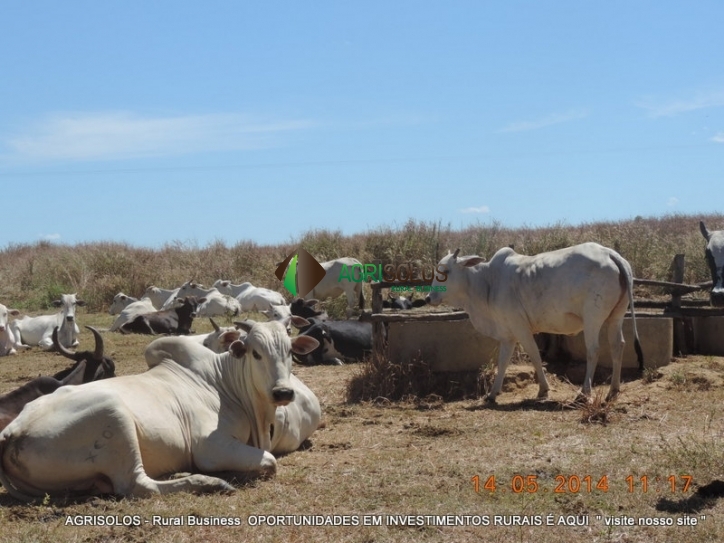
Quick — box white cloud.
[460,205,490,214]
[499,108,588,133]
[667,197,679,207]
[2,112,314,162]
[637,91,724,118]
[712,132,724,143]
[39,233,61,240]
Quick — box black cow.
[289,298,328,333]
[298,320,372,365]
[0,326,115,432]
[120,296,199,335]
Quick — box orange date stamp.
[471,474,693,494]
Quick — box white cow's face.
[427,250,485,307]
[52,293,85,323]
[231,321,318,406]
[701,222,724,307]
[0,303,20,332]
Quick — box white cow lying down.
[0,320,320,500]
[183,316,322,454]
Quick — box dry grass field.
[1,314,724,543]
[1,214,724,542]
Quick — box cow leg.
[345,289,356,319]
[517,333,551,400]
[581,321,604,398]
[194,433,277,480]
[486,341,516,402]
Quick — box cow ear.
[234,320,255,333]
[290,315,310,330]
[701,221,711,241]
[76,299,86,306]
[9,309,20,316]
[198,297,207,304]
[222,330,242,345]
[306,299,319,307]
[460,256,485,267]
[52,300,62,307]
[291,335,320,356]
[229,340,247,358]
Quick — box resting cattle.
[0,326,115,432]
[304,258,365,318]
[144,286,180,310]
[204,318,322,454]
[0,304,21,356]
[182,318,246,354]
[120,297,199,335]
[195,292,242,318]
[109,297,156,332]
[700,221,724,307]
[10,294,85,350]
[0,320,319,500]
[298,320,372,365]
[426,244,643,401]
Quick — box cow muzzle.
[65,315,75,322]
[711,289,724,307]
[272,387,295,405]
[0,325,5,332]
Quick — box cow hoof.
[573,392,591,405]
[483,394,497,404]
[605,390,620,402]
[536,389,549,400]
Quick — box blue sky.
[1,1,723,248]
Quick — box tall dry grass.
[0,213,720,312]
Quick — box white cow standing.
[0,304,21,356]
[426,243,643,402]
[700,221,724,307]
[9,294,85,350]
[0,320,320,500]
[304,258,365,318]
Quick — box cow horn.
[85,326,105,360]
[53,326,78,360]
[209,318,220,332]
[452,248,460,259]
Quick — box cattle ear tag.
[230,340,247,358]
[291,335,320,356]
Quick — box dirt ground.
[1,316,724,543]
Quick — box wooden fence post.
[668,254,693,355]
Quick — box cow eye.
[252,350,262,360]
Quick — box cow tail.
[610,251,644,373]
[358,284,365,310]
[0,434,40,503]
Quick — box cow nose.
[272,387,294,404]
[66,315,74,322]
[711,291,724,307]
[0,325,4,332]
[425,295,431,304]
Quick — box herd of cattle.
[0,222,721,501]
